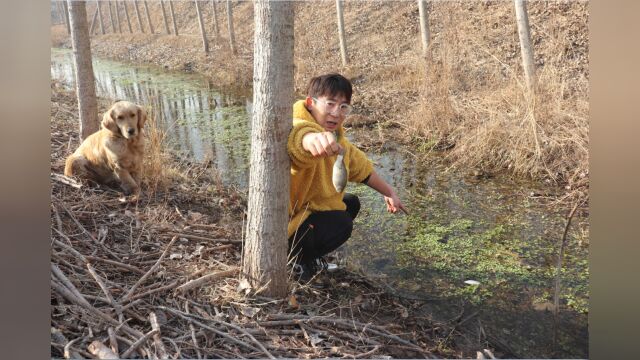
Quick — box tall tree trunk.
[114,1,122,33]
[67,0,99,140]
[169,1,179,36]
[194,1,209,53]
[55,1,65,25]
[97,1,105,35]
[62,1,71,34]
[122,1,133,33]
[143,1,154,34]
[160,1,171,34]
[243,0,294,298]
[226,0,237,54]
[133,1,145,33]
[89,4,99,35]
[107,1,115,33]
[514,0,536,93]
[335,0,347,66]
[417,0,430,57]
[211,0,220,39]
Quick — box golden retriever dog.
[64,101,146,195]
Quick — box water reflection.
[51,48,250,187]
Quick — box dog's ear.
[137,105,147,132]
[101,107,119,134]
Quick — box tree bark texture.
[97,1,105,35]
[107,1,115,32]
[114,1,122,33]
[243,0,294,298]
[67,0,99,140]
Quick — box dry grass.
[141,107,172,197]
[406,1,589,188]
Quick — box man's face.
[306,94,350,132]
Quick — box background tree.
[160,1,171,34]
[97,1,105,35]
[143,1,154,34]
[114,1,122,33]
[62,1,71,34]
[195,1,209,53]
[243,0,294,298]
[335,0,347,65]
[417,0,430,57]
[226,0,237,55]
[107,1,115,32]
[211,0,220,40]
[122,1,133,33]
[169,1,179,36]
[67,0,99,140]
[514,0,536,93]
[133,1,145,33]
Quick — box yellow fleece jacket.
[287,100,373,238]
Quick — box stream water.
[51,48,589,358]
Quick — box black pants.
[288,193,361,266]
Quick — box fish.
[332,131,347,193]
[332,149,347,193]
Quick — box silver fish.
[332,132,347,193]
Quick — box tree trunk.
[226,0,237,54]
[243,0,294,299]
[211,0,220,39]
[335,0,347,66]
[194,1,209,53]
[55,1,65,25]
[160,1,171,34]
[107,1,115,33]
[133,1,145,33]
[143,1,154,34]
[89,4,99,35]
[114,1,122,33]
[122,1,133,33]
[97,1,105,35]
[62,1,71,34]
[417,0,430,57]
[67,0,99,140]
[514,0,536,93]
[169,1,179,36]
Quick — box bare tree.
[133,1,145,33]
[122,1,133,33]
[243,0,294,298]
[107,1,115,32]
[210,0,220,39]
[169,1,179,36]
[335,0,347,65]
[89,4,99,35]
[194,1,209,53]
[226,0,237,54]
[67,0,99,140]
[114,1,122,33]
[97,1,105,35]
[143,1,154,34]
[417,0,430,57]
[55,1,65,25]
[514,0,536,93]
[160,1,171,34]
[62,1,71,34]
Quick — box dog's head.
[102,101,147,139]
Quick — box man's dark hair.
[306,73,353,103]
